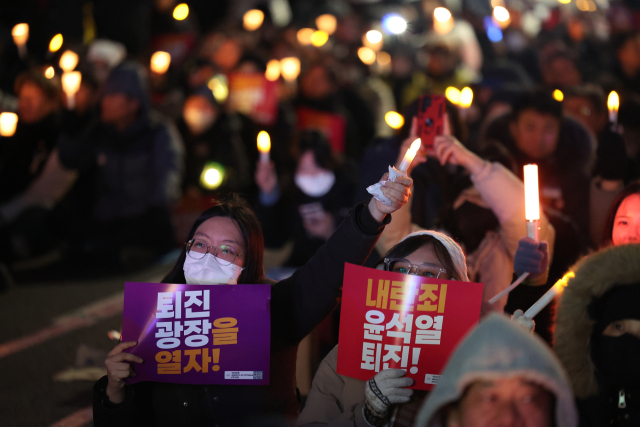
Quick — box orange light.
[385,111,404,130]
[357,47,376,65]
[553,89,564,102]
[44,66,55,79]
[460,87,473,108]
[150,51,171,74]
[49,34,63,52]
[11,24,29,47]
[265,59,281,81]
[243,9,264,31]
[280,57,300,82]
[59,50,79,72]
[310,30,329,47]
[257,131,271,153]
[0,112,18,137]
[61,71,82,95]
[524,164,540,221]
[297,28,314,45]
[316,14,337,35]
[608,91,619,123]
[445,87,461,105]
[173,3,189,20]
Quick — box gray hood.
[415,313,578,427]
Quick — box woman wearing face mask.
[296,231,469,427]
[254,130,357,274]
[93,181,412,426]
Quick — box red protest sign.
[337,263,483,390]
[296,106,347,153]
[228,73,278,125]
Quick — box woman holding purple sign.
[93,176,412,426]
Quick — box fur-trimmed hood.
[554,244,640,399]
[416,314,577,427]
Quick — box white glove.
[363,369,413,426]
[511,309,535,333]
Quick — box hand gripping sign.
[121,282,271,385]
[337,264,483,390]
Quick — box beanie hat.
[399,230,469,282]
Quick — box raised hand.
[104,341,144,404]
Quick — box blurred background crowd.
[2,0,640,381]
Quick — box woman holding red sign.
[93,177,412,426]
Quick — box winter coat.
[416,313,578,427]
[554,244,640,426]
[93,202,390,426]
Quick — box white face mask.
[295,171,336,198]
[183,108,216,135]
[183,253,243,285]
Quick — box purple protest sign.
[121,282,271,385]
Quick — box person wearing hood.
[554,243,640,427]
[414,313,578,427]
[296,230,470,427]
[55,62,184,265]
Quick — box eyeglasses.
[382,258,449,279]
[186,239,241,266]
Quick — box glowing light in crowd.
[45,66,55,79]
[173,3,189,21]
[311,30,329,47]
[524,164,540,222]
[49,34,63,52]
[265,59,281,81]
[608,91,619,124]
[316,14,337,35]
[61,71,82,109]
[200,163,224,190]
[357,47,376,65]
[0,112,18,137]
[257,131,271,163]
[385,111,404,130]
[434,7,452,22]
[12,24,29,47]
[484,16,503,42]
[493,6,510,22]
[445,87,461,105]
[366,30,383,44]
[208,75,229,103]
[558,0,571,4]
[150,51,171,74]
[398,138,422,172]
[377,51,391,66]
[280,57,301,82]
[297,28,314,45]
[59,50,79,72]
[243,9,264,31]
[553,89,564,102]
[576,0,597,11]
[524,271,575,319]
[460,87,473,108]
[382,14,407,35]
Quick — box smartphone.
[417,95,446,150]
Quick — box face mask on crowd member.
[295,150,336,198]
[182,216,246,285]
[183,94,217,135]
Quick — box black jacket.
[93,202,390,426]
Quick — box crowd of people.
[2,0,640,426]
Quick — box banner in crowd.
[228,73,279,125]
[296,106,347,153]
[121,282,271,385]
[337,264,483,390]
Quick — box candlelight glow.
[208,75,229,103]
[280,57,301,82]
[553,89,564,102]
[385,111,404,130]
[45,66,55,79]
[524,164,540,221]
[366,30,383,44]
[377,51,391,66]
[358,47,376,65]
[608,91,619,113]
[200,163,224,190]
[398,138,422,172]
[11,24,29,47]
[297,28,314,45]
[61,71,82,95]
[553,271,575,294]
[59,50,79,72]
[316,14,337,35]
[265,59,281,81]
[460,87,473,108]
[257,131,271,153]
[0,112,18,137]
[434,7,452,22]
[49,34,63,52]
[558,0,571,4]
[493,6,510,22]
[150,51,171,74]
[243,9,264,31]
[311,30,329,47]
[173,3,189,21]
[445,87,461,105]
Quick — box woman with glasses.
[296,230,469,427]
[93,173,412,426]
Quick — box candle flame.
[608,91,619,112]
[280,57,300,82]
[460,87,473,108]
[257,131,271,153]
[265,59,281,81]
[553,89,564,102]
[59,50,79,72]
[0,112,18,137]
[243,9,264,31]
[316,14,337,35]
[408,138,421,157]
[524,164,540,221]
[552,271,576,294]
[385,111,404,129]
[150,51,171,74]
[445,87,461,105]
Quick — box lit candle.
[265,59,281,81]
[398,138,421,172]
[12,24,29,59]
[61,71,82,110]
[459,87,473,109]
[608,91,619,128]
[257,131,271,163]
[59,50,79,72]
[243,9,264,31]
[0,112,18,137]
[316,14,337,35]
[524,272,575,319]
[280,57,300,82]
[49,34,63,53]
[445,87,461,105]
[150,51,171,75]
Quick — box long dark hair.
[375,234,458,280]
[601,180,640,248]
[162,194,265,284]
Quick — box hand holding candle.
[257,131,271,163]
[524,271,575,319]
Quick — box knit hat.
[398,230,469,282]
